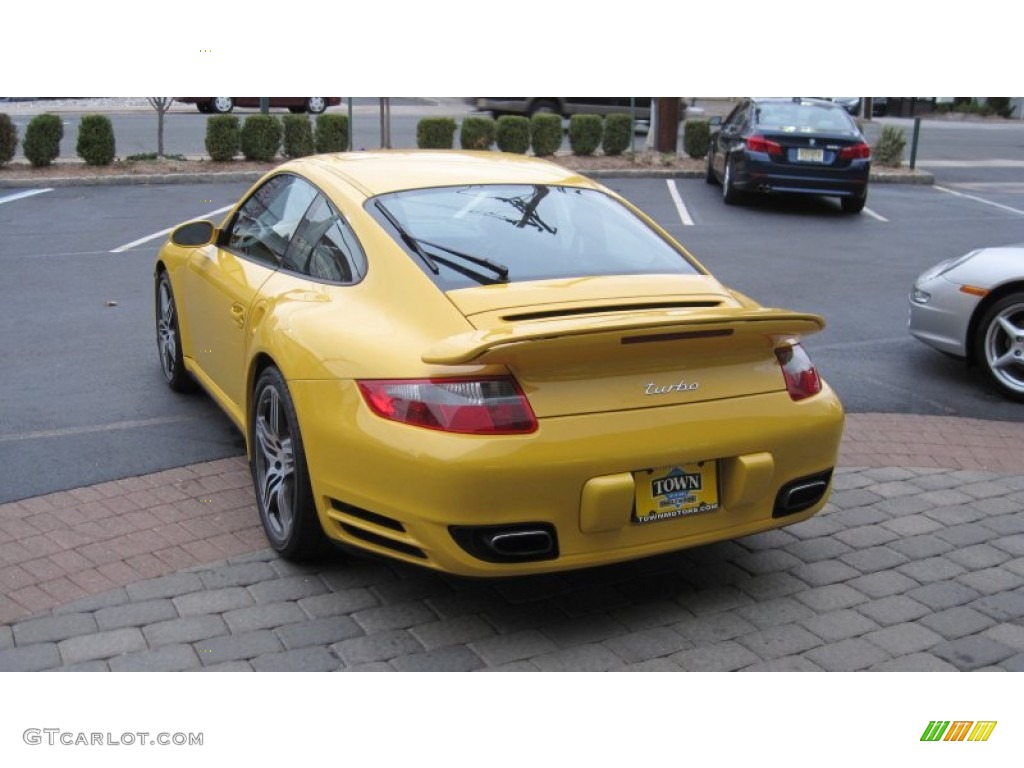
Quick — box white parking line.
[0,188,53,205]
[110,204,234,253]
[934,185,1024,217]
[666,180,694,226]
[862,206,888,222]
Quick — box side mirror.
[708,116,723,127]
[171,220,217,247]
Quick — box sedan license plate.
[797,147,825,163]
[633,462,720,524]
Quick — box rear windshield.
[754,103,857,134]
[369,184,701,290]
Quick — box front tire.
[974,293,1024,401]
[305,97,327,114]
[250,366,331,558]
[211,97,234,114]
[155,271,194,392]
[722,157,740,204]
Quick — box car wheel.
[196,103,212,114]
[211,97,234,114]
[705,148,716,184]
[250,366,331,558]
[306,97,327,114]
[722,157,740,204]
[841,193,867,214]
[155,271,194,392]
[974,293,1024,401]
[529,99,560,117]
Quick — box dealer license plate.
[633,462,720,524]
[797,148,825,163]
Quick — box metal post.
[379,97,392,149]
[630,97,636,156]
[909,117,921,170]
[347,97,353,151]
[259,97,269,115]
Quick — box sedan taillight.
[775,344,822,401]
[746,135,783,156]
[358,377,538,434]
[839,142,871,160]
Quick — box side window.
[282,194,367,283]
[226,174,317,267]
[722,101,746,129]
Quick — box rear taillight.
[358,377,537,434]
[746,135,783,156]
[775,344,822,401]
[839,142,871,160]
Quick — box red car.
[176,97,340,114]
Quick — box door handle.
[230,303,246,328]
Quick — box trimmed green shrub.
[205,115,240,161]
[495,116,529,154]
[282,114,314,158]
[315,113,349,153]
[986,97,1012,118]
[874,125,906,167]
[568,114,602,156]
[76,114,115,166]
[0,114,17,166]
[683,119,710,160]
[459,116,495,150]
[240,115,282,161]
[602,113,631,156]
[23,113,63,167]
[417,117,456,149]
[530,113,562,157]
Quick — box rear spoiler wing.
[422,307,825,365]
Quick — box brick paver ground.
[2,413,1023,671]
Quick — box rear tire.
[705,149,716,184]
[722,157,740,204]
[250,366,332,559]
[841,192,867,214]
[211,97,234,114]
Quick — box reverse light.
[839,142,871,160]
[358,377,537,434]
[775,343,822,401]
[746,135,783,156]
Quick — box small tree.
[23,113,63,167]
[315,113,349,153]
[495,116,529,154]
[568,114,602,156]
[76,114,116,166]
[282,114,315,158]
[147,97,174,157]
[240,115,282,161]
[874,125,906,167]
[417,117,456,149]
[0,114,17,166]
[530,113,562,157]
[602,114,631,156]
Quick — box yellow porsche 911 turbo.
[155,151,844,576]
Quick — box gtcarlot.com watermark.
[23,729,203,747]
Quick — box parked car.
[472,97,655,120]
[706,97,872,213]
[909,244,1024,400]
[175,97,340,114]
[155,151,844,576]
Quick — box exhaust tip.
[450,523,558,563]
[773,469,834,518]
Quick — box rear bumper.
[290,379,845,576]
[736,154,870,197]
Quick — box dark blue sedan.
[706,97,871,214]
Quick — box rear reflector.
[358,377,537,434]
[775,343,822,401]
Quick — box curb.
[0,168,935,188]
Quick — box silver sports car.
[909,244,1024,401]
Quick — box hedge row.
[207,113,350,161]
[416,113,635,156]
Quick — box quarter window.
[283,194,367,283]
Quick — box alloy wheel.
[253,384,297,542]
[981,297,1024,397]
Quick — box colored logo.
[921,721,997,742]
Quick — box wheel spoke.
[996,314,1023,339]
[255,414,281,458]
[992,350,1022,371]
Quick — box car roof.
[750,97,837,108]
[283,150,597,198]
